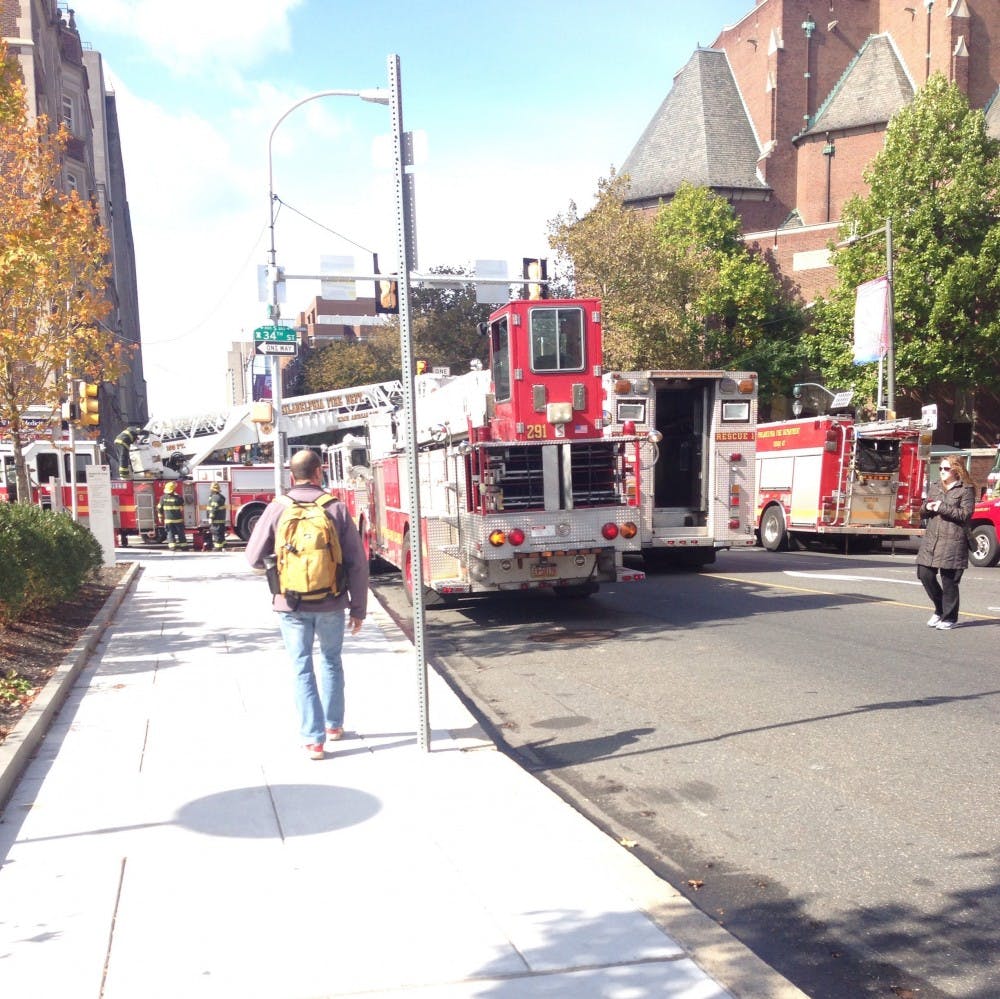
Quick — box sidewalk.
[0,552,808,998]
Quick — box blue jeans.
[277,610,346,745]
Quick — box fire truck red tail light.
[729,452,743,462]
[824,430,838,452]
[622,420,636,436]
[507,527,526,546]
[621,521,638,539]
[601,522,619,540]
[729,486,741,507]
[488,529,507,547]
[729,518,741,529]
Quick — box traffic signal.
[373,252,399,315]
[416,359,428,375]
[78,380,99,427]
[522,257,548,300]
[376,277,399,314]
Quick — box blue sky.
[73,0,751,414]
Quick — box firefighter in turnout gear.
[157,481,186,550]
[114,426,144,478]
[206,482,227,551]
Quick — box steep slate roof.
[985,88,1000,141]
[621,48,767,203]
[802,34,914,137]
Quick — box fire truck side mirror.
[477,322,489,337]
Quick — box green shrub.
[0,504,103,626]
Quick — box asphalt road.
[371,545,1000,999]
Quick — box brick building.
[621,0,1000,442]
[623,0,1000,302]
[2,1,146,441]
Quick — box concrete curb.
[0,561,141,811]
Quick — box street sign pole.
[387,54,431,753]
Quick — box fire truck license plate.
[530,564,558,579]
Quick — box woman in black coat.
[917,459,976,630]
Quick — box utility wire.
[272,195,375,255]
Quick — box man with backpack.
[245,449,369,760]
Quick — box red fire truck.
[326,298,648,600]
[603,370,758,568]
[755,415,931,551]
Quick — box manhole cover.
[528,628,619,643]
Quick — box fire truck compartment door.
[136,491,157,530]
[790,454,823,525]
[846,481,893,526]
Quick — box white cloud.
[79,0,305,74]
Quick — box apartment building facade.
[2,0,147,442]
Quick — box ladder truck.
[603,370,759,569]
[326,298,649,601]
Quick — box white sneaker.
[927,614,941,627]
[936,620,957,631]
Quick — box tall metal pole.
[387,54,431,752]
[885,217,895,415]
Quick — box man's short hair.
[290,448,322,482]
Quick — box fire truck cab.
[0,439,102,506]
[755,415,931,551]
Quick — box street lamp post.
[266,87,389,494]
[838,217,895,416]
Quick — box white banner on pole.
[852,276,889,364]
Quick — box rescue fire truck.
[755,414,931,551]
[602,370,758,568]
[325,298,649,600]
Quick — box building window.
[66,172,79,193]
[61,95,74,133]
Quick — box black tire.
[644,548,716,571]
[969,524,1000,568]
[236,506,264,542]
[760,506,788,551]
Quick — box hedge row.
[0,503,104,627]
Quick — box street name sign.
[253,325,297,343]
[255,341,298,356]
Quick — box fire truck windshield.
[490,317,511,401]
[530,307,585,373]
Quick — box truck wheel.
[969,524,1000,567]
[760,507,788,552]
[237,507,264,542]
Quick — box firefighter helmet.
[210,482,221,492]
[163,482,177,494]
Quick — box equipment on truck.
[325,298,649,601]
[755,415,931,551]
[603,370,758,569]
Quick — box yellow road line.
[710,573,1000,622]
